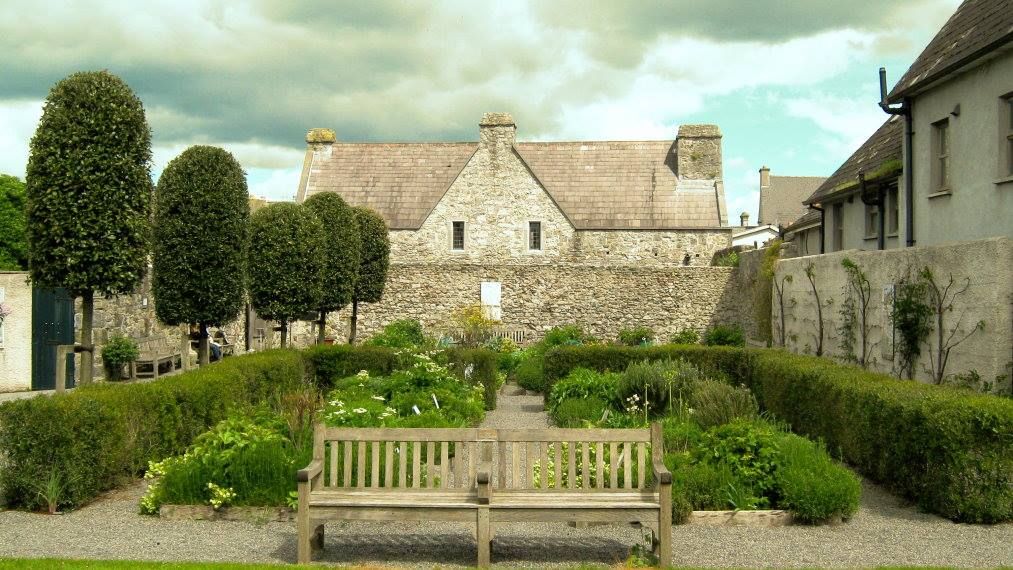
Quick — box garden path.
[0,384,1010,567]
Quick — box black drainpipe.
[879,67,914,247]
[811,204,826,254]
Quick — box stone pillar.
[676,124,722,180]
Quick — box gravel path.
[1,384,1010,568]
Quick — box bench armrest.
[297,459,323,484]
[476,464,492,504]
[653,459,672,486]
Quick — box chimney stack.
[676,124,722,180]
[479,112,516,147]
[759,165,770,189]
[740,212,750,227]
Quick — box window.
[932,119,950,191]
[528,221,542,251]
[1003,94,1013,177]
[887,184,899,235]
[864,203,879,239]
[832,203,843,251]
[451,221,465,250]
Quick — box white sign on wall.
[480,281,502,321]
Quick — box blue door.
[31,287,75,390]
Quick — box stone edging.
[159,504,294,523]
[686,509,794,527]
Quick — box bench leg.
[297,487,311,563]
[477,507,491,569]
[656,493,672,567]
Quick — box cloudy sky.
[0,0,958,221]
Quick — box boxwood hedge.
[543,344,1013,523]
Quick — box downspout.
[811,204,825,254]
[879,67,914,247]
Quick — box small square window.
[528,221,542,251]
[451,221,465,250]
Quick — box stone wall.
[774,237,1013,393]
[283,263,743,346]
[0,272,32,392]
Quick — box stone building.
[296,113,731,266]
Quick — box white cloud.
[782,90,887,159]
[247,167,300,202]
[0,100,43,178]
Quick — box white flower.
[371,395,385,401]
[353,408,368,414]
[358,383,365,387]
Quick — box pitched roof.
[805,116,904,205]
[783,209,822,234]
[888,0,1013,101]
[301,142,478,229]
[514,141,726,230]
[758,175,826,227]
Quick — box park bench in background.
[131,334,183,379]
[296,425,671,567]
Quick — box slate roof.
[758,175,826,227]
[888,0,1013,101]
[301,143,478,230]
[805,116,904,205]
[783,209,822,234]
[515,141,725,230]
[301,139,727,231]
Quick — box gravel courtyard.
[1,388,1010,568]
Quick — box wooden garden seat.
[132,335,183,379]
[296,425,671,568]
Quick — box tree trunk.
[317,311,327,345]
[280,319,289,349]
[349,300,358,345]
[198,322,210,366]
[80,290,94,385]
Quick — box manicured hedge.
[445,348,499,411]
[543,344,1013,523]
[303,344,399,389]
[0,350,305,511]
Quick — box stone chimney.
[479,112,516,147]
[676,124,722,180]
[740,212,750,227]
[759,165,771,188]
[306,128,336,157]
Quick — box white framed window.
[887,185,900,235]
[932,119,950,191]
[451,221,465,251]
[528,221,542,251]
[864,203,879,239]
[832,203,843,251]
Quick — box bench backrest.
[312,425,662,492]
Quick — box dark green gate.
[31,287,75,390]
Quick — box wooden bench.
[132,335,183,379]
[296,425,671,567]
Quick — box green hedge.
[0,350,305,511]
[303,344,398,389]
[543,344,1013,523]
[445,348,499,411]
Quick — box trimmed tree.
[304,192,361,344]
[0,174,27,271]
[247,203,325,348]
[349,207,390,344]
[153,146,249,365]
[26,71,152,384]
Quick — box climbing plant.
[889,269,932,380]
[803,261,825,357]
[754,239,782,347]
[838,258,872,367]
[920,268,984,385]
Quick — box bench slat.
[426,442,436,489]
[329,442,338,487]
[343,442,352,487]
[609,442,618,489]
[623,443,632,489]
[440,442,449,488]
[399,442,408,488]
[412,442,421,488]
[594,442,603,488]
[385,441,394,487]
[552,442,562,489]
[371,442,380,488]
[637,442,646,488]
[539,442,548,489]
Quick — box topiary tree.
[247,203,325,348]
[349,207,389,344]
[0,174,28,271]
[26,71,152,384]
[152,146,249,365]
[303,193,360,344]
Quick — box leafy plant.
[449,305,498,347]
[366,319,430,349]
[890,270,933,379]
[688,379,758,429]
[775,434,860,522]
[32,470,70,514]
[713,251,739,267]
[703,325,745,347]
[839,258,872,367]
[618,361,671,415]
[349,207,390,344]
[100,334,139,380]
[617,326,654,347]
[697,420,780,503]
[304,192,361,344]
[755,240,782,346]
[552,396,608,427]
[547,368,620,413]
[0,173,27,270]
[803,262,824,356]
[919,268,985,385]
[669,329,700,345]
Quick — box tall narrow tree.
[349,207,389,344]
[152,146,249,365]
[0,174,27,271]
[304,193,361,344]
[26,71,152,384]
[247,203,325,348]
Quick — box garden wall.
[773,237,1012,392]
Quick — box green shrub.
[304,344,398,389]
[547,368,620,413]
[670,329,700,345]
[669,459,738,510]
[543,325,588,347]
[688,379,758,429]
[514,354,547,392]
[445,348,499,410]
[661,416,704,454]
[482,336,522,374]
[552,397,608,427]
[365,319,429,349]
[703,325,745,347]
[670,489,693,524]
[617,361,671,415]
[775,434,860,523]
[713,251,740,267]
[0,350,305,511]
[698,420,780,503]
[101,334,140,380]
[617,326,654,346]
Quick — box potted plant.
[101,334,140,381]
